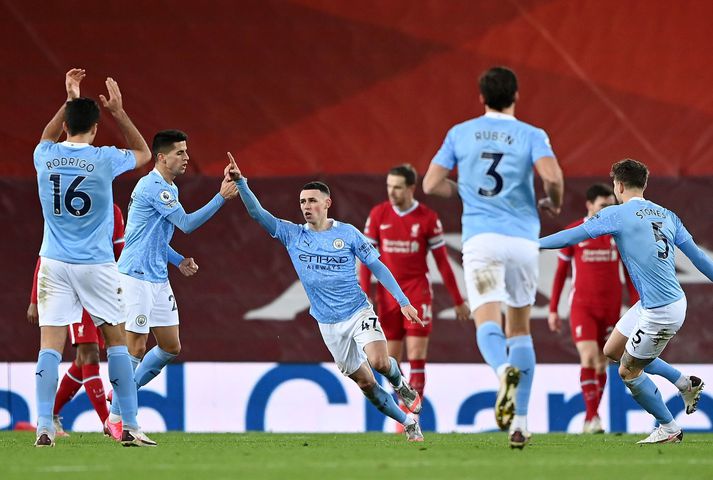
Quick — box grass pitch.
[1,432,711,480]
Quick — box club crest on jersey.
[136,314,148,327]
[411,224,420,238]
[333,238,345,250]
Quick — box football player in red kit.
[548,184,638,433]
[360,164,469,421]
[27,203,126,436]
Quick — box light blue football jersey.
[432,112,555,242]
[273,219,379,324]
[582,198,692,309]
[34,141,135,264]
[118,170,181,283]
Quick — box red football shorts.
[68,310,104,348]
[569,303,619,347]
[378,301,433,340]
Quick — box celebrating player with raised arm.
[360,164,468,425]
[540,159,710,444]
[422,66,564,448]
[105,130,238,438]
[33,68,154,447]
[27,203,126,437]
[226,153,426,442]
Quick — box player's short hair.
[152,129,188,159]
[585,183,614,202]
[479,66,518,111]
[611,159,649,190]
[388,164,417,186]
[301,181,330,197]
[64,98,100,136]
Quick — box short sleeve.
[33,141,53,169]
[351,226,380,265]
[582,206,620,238]
[273,219,301,246]
[99,146,137,178]
[672,212,693,247]
[530,128,556,165]
[431,128,457,170]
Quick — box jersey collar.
[391,200,419,217]
[303,219,339,231]
[484,112,516,121]
[60,141,90,148]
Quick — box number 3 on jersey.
[49,174,92,217]
[478,152,504,197]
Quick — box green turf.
[0,432,711,480]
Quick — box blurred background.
[1,0,712,433]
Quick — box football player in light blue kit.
[540,159,712,444]
[225,153,426,442]
[423,66,564,448]
[33,68,155,447]
[106,130,238,435]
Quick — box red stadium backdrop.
[1,0,712,362]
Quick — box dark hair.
[152,129,188,159]
[479,66,518,111]
[64,98,100,135]
[301,181,330,196]
[388,164,417,186]
[585,183,614,202]
[610,159,649,190]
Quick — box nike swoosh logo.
[380,224,392,230]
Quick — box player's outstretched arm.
[166,184,232,234]
[366,258,424,326]
[679,239,713,282]
[535,156,564,217]
[423,163,458,198]
[40,68,86,142]
[98,77,152,168]
[225,152,279,236]
[539,224,590,250]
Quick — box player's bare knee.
[368,356,391,375]
[163,343,181,356]
[130,344,147,359]
[357,378,377,393]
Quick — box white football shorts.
[37,257,124,327]
[121,273,179,334]
[615,296,687,360]
[462,233,539,310]
[318,306,386,376]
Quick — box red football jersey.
[550,218,631,311]
[363,200,445,309]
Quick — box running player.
[105,130,238,437]
[540,159,711,444]
[360,164,469,421]
[33,68,154,447]
[27,203,125,437]
[423,66,564,448]
[226,153,426,442]
[548,184,639,433]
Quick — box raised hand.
[179,257,199,277]
[219,176,238,200]
[65,68,85,100]
[401,304,424,326]
[99,77,124,113]
[224,152,242,181]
